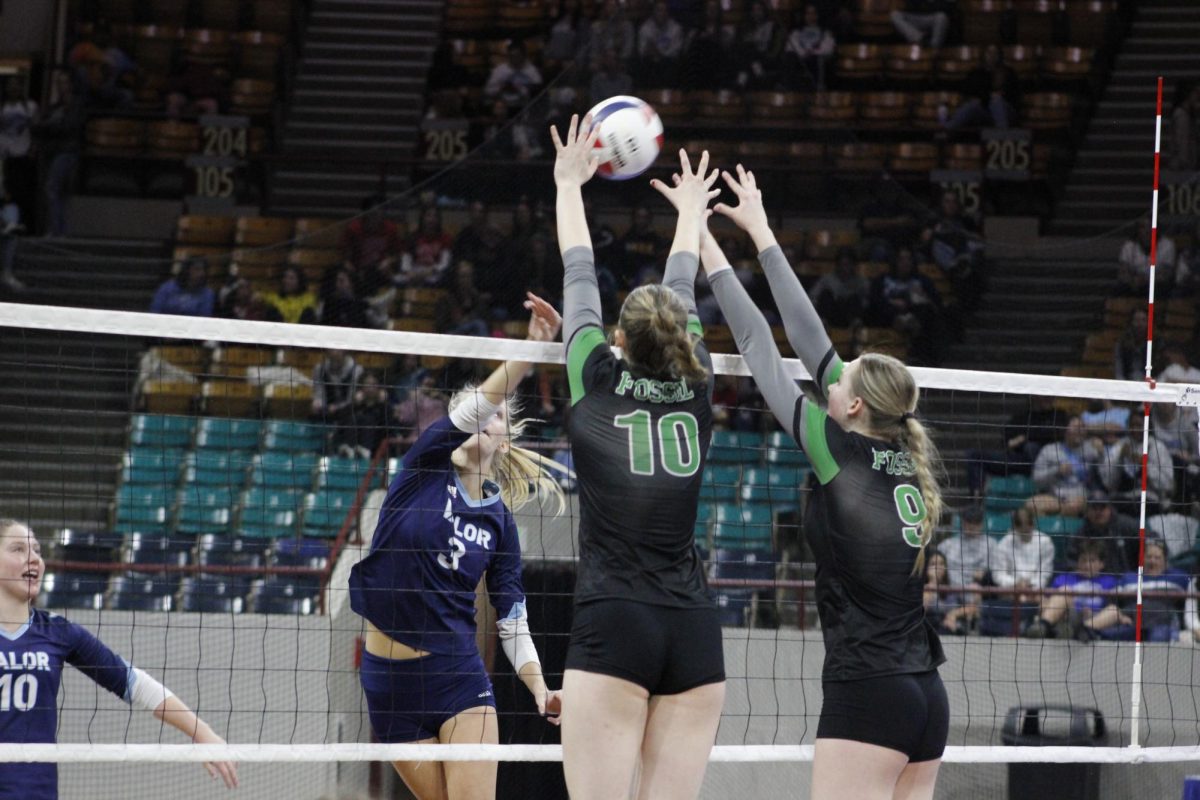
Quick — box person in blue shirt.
[0,519,237,800]
[348,293,568,800]
[1082,538,1188,641]
[149,256,216,317]
[1023,540,1119,639]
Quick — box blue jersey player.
[0,519,238,800]
[349,293,567,800]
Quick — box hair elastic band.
[900,412,916,423]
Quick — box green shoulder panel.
[567,327,607,405]
[687,316,703,338]
[803,402,841,484]
[824,355,844,395]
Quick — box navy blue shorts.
[565,599,725,695]
[360,650,496,743]
[817,670,949,762]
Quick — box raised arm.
[715,164,841,400]
[552,113,604,350]
[700,223,803,438]
[650,149,720,322]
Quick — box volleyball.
[586,95,664,180]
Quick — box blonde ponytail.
[850,353,945,575]
[617,284,706,383]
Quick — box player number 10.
[0,672,38,712]
[613,410,700,478]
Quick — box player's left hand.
[524,292,562,343]
[540,688,563,726]
[193,728,239,789]
[650,148,720,217]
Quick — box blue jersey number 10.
[613,410,701,478]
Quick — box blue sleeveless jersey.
[0,609,133,800]
[349,415,527,655]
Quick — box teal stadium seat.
[195,417,263,451]
[302,490,357,538]
[182,450,252,487]
[739,467,803,509]
[114,484,170,534]
[129,414,194,448]
[707,430,764,464]
[984,475,1036,512]
[695,502,714,542]
[1038,515,1083,566]
[263,420,326,452]
[712,503,773,550]
[700,465,740,502]
[175,504,232,535]
[765,447,809,468]
[238,488,299,538]
[985,511,1013,535]
[315,456,371,492]
[250,452,318,491]
[121,449,185,486]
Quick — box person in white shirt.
[1117,216,1176,296]
[989,506,1056,598]
[637,2,684,84]
[940,506,994,589]
[782,4,836,89]
[484,42,543,108]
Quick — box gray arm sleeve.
[663,251,699,318]
[709,268,803,437]
[562,245,603,348]
[758,245,840,396]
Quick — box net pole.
[1130,74,1165,749]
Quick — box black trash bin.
[1001,705,1107,800]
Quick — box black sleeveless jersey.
[566,324,715,608]
[795,359,945,682]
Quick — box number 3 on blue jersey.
[893,484,927,548]
[613,410,701,477]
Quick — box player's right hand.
[714,164,771,238]
[550,114,600,188]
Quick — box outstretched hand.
[714,164,771,238]
[650,149,720,217]
[550,114,600,188]
[524,292,562,343]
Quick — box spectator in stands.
[867,244,943,365]
[857,180,922,263]
[1082,539,1186,641]
[924,550,975,635]
[733,1,783,90]
[338,371,391,460]
[890,0,952,49]
[454,201,505,279]
[781,4,836,90]
[1030,417,1093,516]
[637,2,685,86]
[940,505,995,590]
[484,42,544,109]
[811,246,868,327]
[320,269,370,328]
[1067,489,1133,574]
[1166,79,1200,171]
[434,262,490,338]
[34,69,85,238]
[166,54,223,118]
[218,277,276,322]
[399,207,452,288]
[589,0,636,67]
[0,187,23,291]
[312,349,364,454]
[261,266,319,325]
[1146,510,1198,562]
[1173,219,1200,295]
[990,505,1056,597]
[0,77,38,229]
[964,395,1063,500]
[1152,398,1200,504]
[1117,216,1177,297]
[1097,414,1174,517]
[1113,307,1147,381]
[682,1,733,88]
[921,189,985,310]
[945,44,1019,130]
[150,257,215,317]
[546,0,589,69]
[392,370,448,452]
[615,205,666,287]
[1022,541,1118,639]
[70,25,135,109]
[341,195,403,293]
[588,48,634,106]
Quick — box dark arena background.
[1,1,1200,798]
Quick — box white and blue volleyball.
[586,95,664,181]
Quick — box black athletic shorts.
[565,599,725,695]
[817,670,949,762]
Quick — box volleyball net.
[2,302,1200,800]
